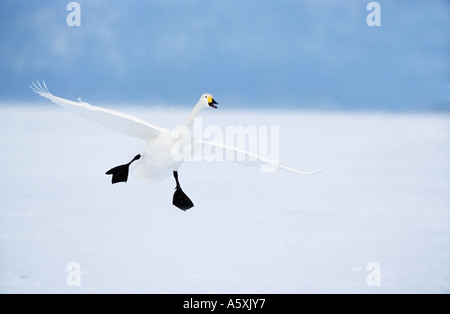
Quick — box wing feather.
[194,139,325,175]
[30,80,164,141]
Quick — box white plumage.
[30,80,323,210]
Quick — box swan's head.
[200,93,218,109]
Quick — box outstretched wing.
[30,80,165,141]
[194,139,325,175]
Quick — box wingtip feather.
[30,79,51,97]
[276,163,326,175]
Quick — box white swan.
[30,80,323,210]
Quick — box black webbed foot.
[172,187,194,211]
[105,154,141,184]
[172,170,194,211]
[105,164,130,184]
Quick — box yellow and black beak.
[207,96,218,109]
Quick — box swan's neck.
[184,102,203,129]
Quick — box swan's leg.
[105,154,141,184]
[172,171,194,211]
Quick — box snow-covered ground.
[0,105,449,293]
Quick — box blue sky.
[0,0,448,110]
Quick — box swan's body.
[135,130,183,181]
[30,80,323,210]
